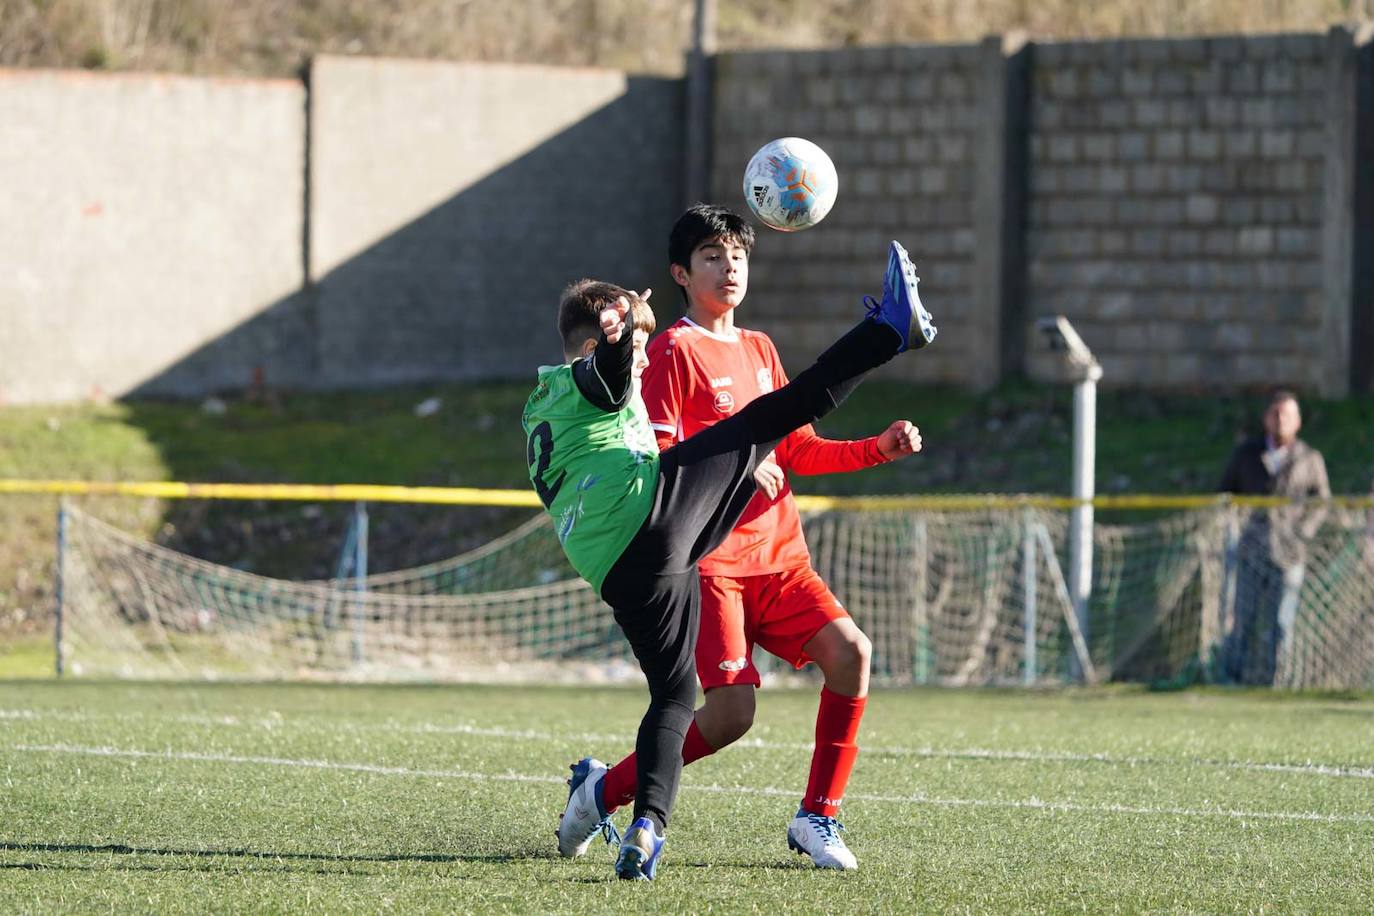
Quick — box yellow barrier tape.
[2,479,1372,510]
[792,493,1374,511]
[0,479,543,507]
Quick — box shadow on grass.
[1,840,811,877]
[0,840,554,867]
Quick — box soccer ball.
[741,137,839,232]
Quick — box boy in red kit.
[558,204,931,870]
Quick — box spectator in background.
[1218,389,1330,685]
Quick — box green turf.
[0,634,53,678]
[1,681,1370,913]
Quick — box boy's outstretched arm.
[571,292,648,413]
[776,420,922,477]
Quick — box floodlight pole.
[1068,362,1102,683]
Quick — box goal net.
[56,501,1374,688]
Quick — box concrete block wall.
[1023,33,1344,392]
[713,30,1367,395]
[309,56,684,387]
[709,44,996,388]
[0,68,308,403]
[1,33,1368,403]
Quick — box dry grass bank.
[1,0,1370,78]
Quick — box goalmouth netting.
[55,499,1374,688]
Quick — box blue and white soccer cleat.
[864,240,937,353]
[787,808,858,871]
[557,757,619,858]
[614,817,666,881]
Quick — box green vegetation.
[0,681,1369,912]
[0,634,51,677]
[2,0,1370,78]
[2,381,1373,639]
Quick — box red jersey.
[641,317,888,577]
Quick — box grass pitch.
[1,681,1371,914]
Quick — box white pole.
[1068,370,1100,682]
[1022,509,1038,687]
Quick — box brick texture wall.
[1024,35,1334,390]
[710,44,992,387]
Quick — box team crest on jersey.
[713,390,734,413]
[756,368,774,393]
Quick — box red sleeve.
[641,330,688,452]
[776,425,887,475]
[765,341,887,475]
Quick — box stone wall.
[1,32,1368,403]
[709,43,1000,388]
[709,29,1369,395]
[1022,33,1351,392]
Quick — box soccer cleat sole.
[895,250,937,352]
[558,757,614,858]
[615,847,653,881]
[873,240,937,354]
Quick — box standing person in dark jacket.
[1218,389,1330,685]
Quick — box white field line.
[5,707,1372,780]
[11,742,1374,827]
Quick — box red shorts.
[696,566,849,690]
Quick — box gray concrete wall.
[0,68,308,403]
[0,58,683,403]
[308,56,684,387]
[2,33,1369,403]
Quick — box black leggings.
[599,317,900,832]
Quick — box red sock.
[600,719,715,813]
[803,686,867,817]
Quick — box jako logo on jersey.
[713,391,735,413]
[718,656,749,671]
[756,368,774,393]
[709,375,733,388]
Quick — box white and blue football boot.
[614,817,666,881]
[557,757,619,858]
[787,808,858,871]
[864,240,937,352]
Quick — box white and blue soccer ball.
[741,136,839,232]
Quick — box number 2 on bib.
[526,421,565,509]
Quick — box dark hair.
[557,279,656,358]
[668,203,756,291]
[1268,388,1300,408]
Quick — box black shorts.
[602,412,764,607]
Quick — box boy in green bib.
[523,242,935,880]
